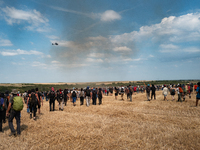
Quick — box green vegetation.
[0,80,199,93]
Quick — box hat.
[87,86,89,89]
[11,89,18,95]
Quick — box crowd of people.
[0,82,200,137]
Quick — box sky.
[0,0,200,83]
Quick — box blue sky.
[0,0,200,83]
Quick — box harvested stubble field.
[1,91,200,150]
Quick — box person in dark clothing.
[98,88,103,105]
[64,89,68,106]
[48,87,55,111]
[80,88,84,105]
[27,89,39,120]
[92,88,97,105]
[151,84,156,100]
[0,93,5,132]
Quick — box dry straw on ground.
[1,91,200,150]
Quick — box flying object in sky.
[52,43,58,45]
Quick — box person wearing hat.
[6,89,22,136]
[196,82,200,106]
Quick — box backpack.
[92,90,97,98]
[171,89,175,94]
[98,90,102,98]
[121,88,124,92]
[86,89,90,96]
[13,96,24,111]
[59,93,63,99]
[30,93,37,104]
[0,98,4,111]
[146,87,150,93]
[72,91,76,97]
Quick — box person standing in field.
[71,88,77,106]
[48,87,55,111]
[121,86,125,100]
[6,89,24,136]
[36,88,42,114]
[162,85,168,101]
[27,89,39,120]
[85,86,91,107]
[92,88,97,105]
[128,85,133,102]
[146,84,151,101]
[98,88,103,105]
[170,85,176,101]
[64,88,68,106]
[177,84,183,102]
[0,93,5,133]
[195,82,200,106]
[151,84,156,100]
[114,87,118,100]
[58,89,64,110]
[79,88,84,105]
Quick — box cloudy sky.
[0,0,200,83]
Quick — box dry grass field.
[1,91,200,150]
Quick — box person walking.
[0,93,5,133]
[92,88,97,105]
[128,85,133,102]
[162,85,168,101]
[146,84,151,101]
[58,89,64,110]
[79,88,84,105]
[48,87,56,111]
[170,85,176,101]
[27,89,39,120]
[151,84,156,100]
[98,88,103,105]
[195,82,200,106]
[85,87,91,107]
[71,88,77,106]
[6,89,24,136]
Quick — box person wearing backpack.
[85,86,91,107]
[48,87,56,111]
[36,88,42,114]
[195,82,200,106]
[145,84,151,101]
[92,88,97,105]
[27,89,39,120]
[121,86,125,100]
[0,93,5,133]
[6,89,24,136]
[80,88,84,105]
[71,89,77,106]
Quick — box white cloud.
[2,6,49,32]
[100,10,121,22]
[159,46,200,53]
[47,55,51,58]
[87,53,104,58]
[0,49,43,56]
[110,12,200,44]
[0,39,13,46]
[86,58,103,63]
[51,60,60,64]
[159,44,179,49]
[149,55,154,57]
[113,46,131,52]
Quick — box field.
[1,90,200,150]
